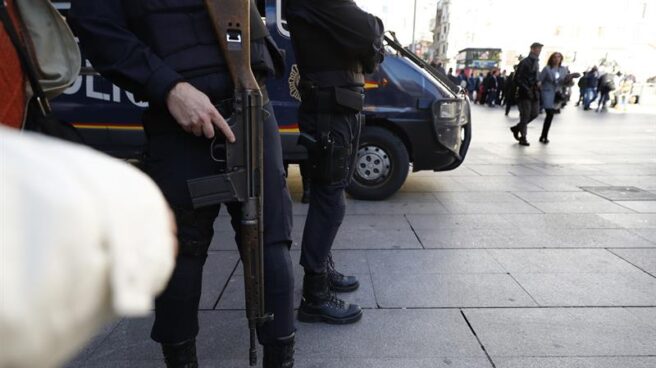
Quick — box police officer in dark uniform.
[285,0,384,324]
[69,1,295,367]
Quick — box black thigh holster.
[298,85,364,185]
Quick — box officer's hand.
[166,82,236,142]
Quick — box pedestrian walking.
[538,52,569,144]
[497,70,507,106]
[582,67,599,110]
[596,71,616,112]
[484,69,499,107]
[467,72,477,101]
[510,42,543,146]
[575,71,588,107]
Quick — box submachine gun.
[187,0,271,365]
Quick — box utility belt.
[297,83,364,186]
[299,83,364,113]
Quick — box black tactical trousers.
[145,102,295,346]
[298,109,361,273]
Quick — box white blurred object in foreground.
[0,126,176,368]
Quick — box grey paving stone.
[208,230,238,250]
[437,191,531,203]
[599,214,656,228]
[631,229,656,243]
[293,358,494,368]
[467,164,544,176]
[416,227,653,248]
[495,357,656,368]
[518,164,605,177]
[416,228,531,248]
[372,273,537,308]
[595,163,656,176]
[367,249,506,274]
[610,248,656,275]
[530,200,633,214]
[464,308,656,357]
[200,251,240,310]
[580,186,656,201]
[519,175,609,191]
[332,228,422,250]
[64,320,122,367]
[406,214,513,229]
[438,200,542,214]
[501,213,622,229]
[452,176,545,192]
[512,191,609,203]
[296,309,486,359]
[544,228,655,248]
[511,271,656,306]
[615,201,656,213]
[375,192,440,202]
[487,249,639,273]
[334,214,411,230]
[399,176,468,192]
[84,316,162,362]
[344,200,450,215]
[590,176,656,190]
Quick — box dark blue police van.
[51,0,471,200]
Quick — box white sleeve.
[0,126,175,368]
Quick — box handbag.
[0,0,83,142]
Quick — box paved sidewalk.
[66,104,656,368]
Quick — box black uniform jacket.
[69,0,280,109]
[285,0,384,85]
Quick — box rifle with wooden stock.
[187,0,271,365]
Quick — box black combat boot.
[327,253,359,292]
[161,339,198,368]
[263,333,295,368]
[298,273,363,324]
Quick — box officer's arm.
[293,0,384,58]
[69,0,183,106]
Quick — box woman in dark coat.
[538,52,569,143]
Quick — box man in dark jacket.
[576,71,588,106]
[510,42,542,146]
[484,69,499,107]
[285,0,384,325]
[69,1,296,367]
[583,67,599,110]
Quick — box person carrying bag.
[0,0,82,141]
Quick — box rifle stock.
[187,0,271,365]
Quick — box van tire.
[347,126,409,201]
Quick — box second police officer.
[285,0,385,324]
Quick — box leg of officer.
[145,132,223,368]
[298,111,363,325]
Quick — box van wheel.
[347,126,409,201]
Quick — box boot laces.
[326,253,345,281]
